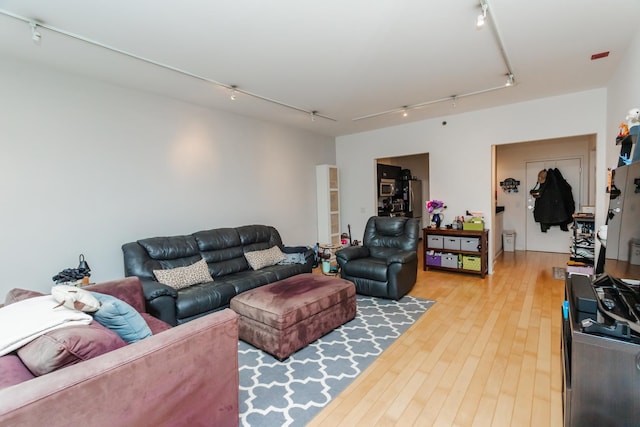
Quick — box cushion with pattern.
[244,246,286,270]
[153,258,213,290]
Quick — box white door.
[525,158,582,253]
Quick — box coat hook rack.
[500,178,520,193]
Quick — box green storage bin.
[462,255,481,271]
[462,222,484,231]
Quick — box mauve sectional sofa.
[0,277,240,427]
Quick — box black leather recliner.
[336,216,420,300]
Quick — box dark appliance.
[562,273,640,426]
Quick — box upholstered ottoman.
[230,273,356,360]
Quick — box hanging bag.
[529,182,541,198]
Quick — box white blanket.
[0,295,92,357]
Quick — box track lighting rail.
[0,8,336,122]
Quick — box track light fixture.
[477,1,488,28]
[353,0,516,123]
[505,73,514,87]
[0,10,336,123]
[30,21,41,43]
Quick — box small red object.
[591,51,610,60]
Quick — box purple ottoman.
[230,273,356,360]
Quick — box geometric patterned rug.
[238,295,435,426]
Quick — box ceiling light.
[477,1,488,28]
[311,111,317,122]
[402,107,408,117]
[505,74,514,86]
[230,85,237,101]
[30,21,41,43]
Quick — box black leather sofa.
[122,225,313,326]
[336,216,420,300]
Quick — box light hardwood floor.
[308,248,569,427]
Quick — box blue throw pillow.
[89,292,152,344]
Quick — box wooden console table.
[423,228,489,278]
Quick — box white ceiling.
[1,0,639,137]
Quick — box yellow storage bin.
[463,255,481,271]
[462,221,484,231]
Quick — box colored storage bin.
[441,253,458,269]
[461,237,480,252]
[444,237,461,251]
[462,221,484,231]
[427,235,444,249]
[426,254,441,267]
[463,255,481,271]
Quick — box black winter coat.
[533,168,575,232]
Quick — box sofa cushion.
[236,225,283,252]
[244,246,286,270]
[138,235,200,260]
[175,281,238,321]
[17,321,126,376]
[51,285,101,313]
[153,258,213,290]
[141,313,172,334]
[193,228,249,277]
[0,354,35,389]
[90,292,152,343]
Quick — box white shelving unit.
[316,165,340,247]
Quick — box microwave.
[379,179,397,197]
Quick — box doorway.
[376,153,429,229]
[495,134,595,253]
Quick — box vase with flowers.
[426,199,447,228]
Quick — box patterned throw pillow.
[153,258,213,290]
[244,246,286,270]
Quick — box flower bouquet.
[426,199,447,228]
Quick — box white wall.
[0,57,335,296]
[607,28,640,169]
[336,90,608,271]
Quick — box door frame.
[525,156,584,253]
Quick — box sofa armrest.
[283,246,315,269]
[0,309,239,427]
[139,280,179,326]
[336,246,370,264]
[140,279,178,300]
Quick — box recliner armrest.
[336,246,370,263]
[385,250,418,265]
